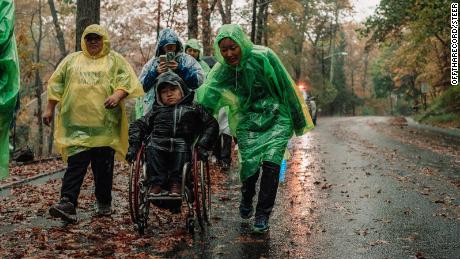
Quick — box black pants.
[241,161,280,218]
[60,147,115,206]
[213,133,232,164]
[145,147,191,188]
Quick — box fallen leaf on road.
[354,228,368,236]
[369,240,389,246]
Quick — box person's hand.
[104,94,122,109]
[125,147,138,163]
[166,60,179,71]
[197,146,209,162]
[156,61,168,74]
[42,109,54,126]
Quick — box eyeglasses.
[85,35,102,41]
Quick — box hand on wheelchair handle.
[197,146,209,162]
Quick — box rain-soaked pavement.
[1,116,459,258]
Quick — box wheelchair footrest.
[148,195,183,201]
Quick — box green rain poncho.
[184,38,211,75]
[196,24,314,181]
[47,24,143,161]
[0,0,19,179]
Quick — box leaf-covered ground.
[1,159,65,187]
[0,161,228,257]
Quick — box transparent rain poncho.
[0,0,20,179]
[184,38,211,76]
[196,24,314,181]
[135,29,204,118]
[47,24,143,161]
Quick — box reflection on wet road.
[190,116,459,258]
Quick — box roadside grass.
[415,86,460,129]
[415,113,460,128]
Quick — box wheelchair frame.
[128,143,211,235]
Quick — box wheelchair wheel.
[182,162,195,234]
[200,161,211,224]
[192,151,204,229]
[128,145,149,235]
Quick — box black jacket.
[128,72,218,152]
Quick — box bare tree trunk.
[166,0,179,27]
[187,0,199,38]
[31,0,44,157]
[217,0,232,24]
[251,0,257,42]
[362,49,369,93]
[329,0,339,84]
[200,0,218,56]
[157,0,161,40]
[255,1,269,44]
[263,3,269,45]
[292,2,308,82]
[292,37,302,81]
[48,0,67,61]
[47,0,67,155]
[224,0,232,23]
[75,0,100,51]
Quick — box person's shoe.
[210,155,217,164]
[169,182,181,197]
[221,162,230,171]
[49,197,77,223]
[95,201,111,216]
[239,203,254,219]
[252,215,269,234]
[150,185,167,196]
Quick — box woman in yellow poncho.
[43,24,143,222]
[196,24,314,233]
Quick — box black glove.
[125,147,138,163]
[197,146,209,162]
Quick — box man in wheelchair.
[126,71,218,197]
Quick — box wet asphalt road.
[188,116,460,258]
[1,116,459,258]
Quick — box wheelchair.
[128,143,212,235]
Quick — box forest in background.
[12,0,455,157]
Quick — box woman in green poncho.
[196,24,314,233]
[0,0,20,180]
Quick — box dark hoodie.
[128,72,218,153]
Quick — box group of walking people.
[44,23,314,234]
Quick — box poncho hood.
[81,24,110,59]
[213,24,254,71]
[155,28,184,57]
[184,38,203,61]
[154,71,192,106]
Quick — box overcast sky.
[349,0,380,22]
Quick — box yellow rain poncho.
[196,24,314,181]
[0,0,19,179]
[47,24,143,161]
